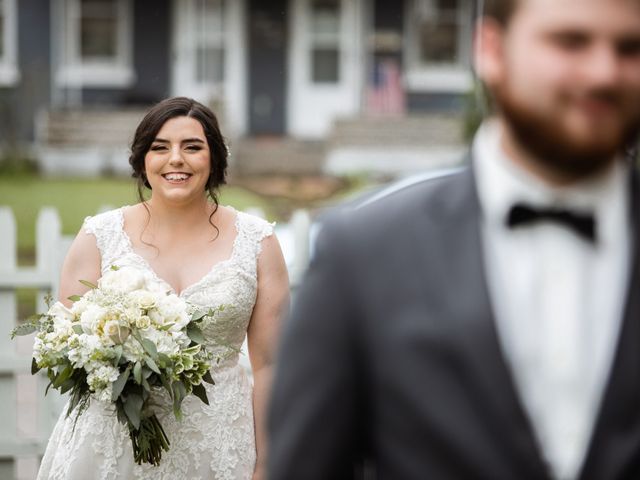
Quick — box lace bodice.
[37,205,274,480]
[83,206,273,368]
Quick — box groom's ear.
[474,16,507,90]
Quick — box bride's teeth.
[165,174,189,181]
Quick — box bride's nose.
[169,146,184,165]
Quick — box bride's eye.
[185,145,203,152]
[150,145,168,152]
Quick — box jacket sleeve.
[267,215,365,480]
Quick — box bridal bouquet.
[11,265,220,466]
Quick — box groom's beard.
[493,83,640,179]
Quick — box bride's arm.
[58,228,102,307]
[247,234,290,479]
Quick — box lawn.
[0,175,273,264]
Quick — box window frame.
[308,0,341,85]
[404,0,473,93]
[0,0,20,87]
[192,0,226,89]
[55,0,134,89]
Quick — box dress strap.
[233,210,275,274]
[82,208,131,272]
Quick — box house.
[0,0,477,177]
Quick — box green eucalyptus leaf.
[59,378,75,394]
[53,364,74,388]
[112,367,131,401]
[145,357,161,374]
[10,322,38,339]
[72,324,84,335]
[78,279,98,290]
[112,345,123,366]
[123,393,143,430]
[142,376,151,392]
[133,362,142,384]
[186,324,205,345]
[67,295,82,302]
[157,353,171,368]
[140,339,158,359]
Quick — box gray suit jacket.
[268,165,640,480]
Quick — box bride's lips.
[161,172,193,184]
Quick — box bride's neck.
[145,196,213,229]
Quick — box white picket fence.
[0,206,313,480]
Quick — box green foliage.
[0,177,274,257]
[0,149,39,176]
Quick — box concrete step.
[39,108,148,147]
[231,138,326,176]
[329,114,465,148]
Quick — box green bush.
[0,149,39,176]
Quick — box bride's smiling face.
[144,116,212,205]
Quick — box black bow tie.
[506,203,597,242]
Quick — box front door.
[247,0,288,135]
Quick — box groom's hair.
[483,0,519,25]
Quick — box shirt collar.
[473,119,630,243]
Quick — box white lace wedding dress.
[37,206,274,480]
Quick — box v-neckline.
[117,206,242,296]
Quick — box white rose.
[127,290,157,310]
[80,305,107,334]
[156,294,189,328]
[135,315,151,329]
[70,296,90,315]
[104,320,130,344]
[48,301,75,322]
[98,267,146,294]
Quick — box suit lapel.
[578,167,640,480]
[419,166,552,479]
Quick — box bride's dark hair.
[128,96,228,205]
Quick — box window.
[405,0,473,92]
[309,0,340,83]
[80,0,118,59]
[0,1,5,58]
[0,0,19,86]
[194,0,225,85]
[56,0,134,88]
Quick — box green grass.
[0,175,272,264]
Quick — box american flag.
[366,59,406,116]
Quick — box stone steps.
[231,138,326,176]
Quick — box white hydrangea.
[67,334,103,369]
[87,364,120,398]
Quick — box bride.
[37,97,289,480]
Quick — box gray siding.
[0,0,51,145]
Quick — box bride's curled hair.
[128,96,228,205]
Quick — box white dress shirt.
[473,120,632,480]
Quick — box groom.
[268,0,640,479]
